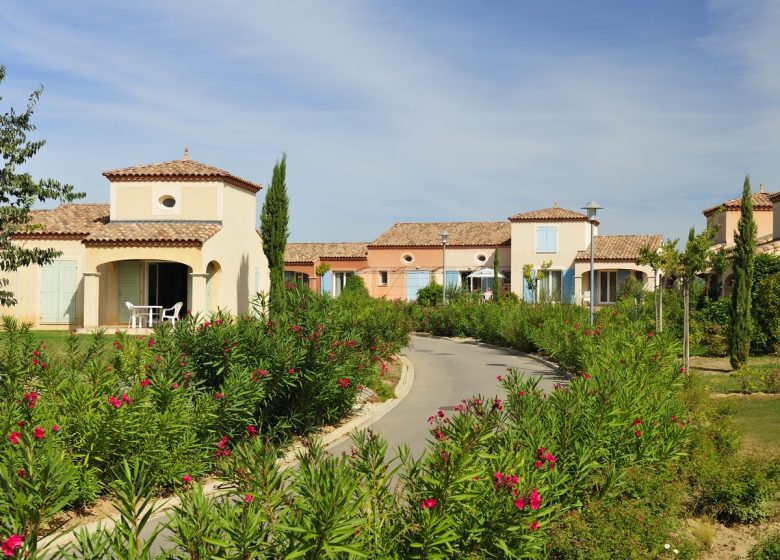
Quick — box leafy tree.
[637,244,664,330]
[0,65,84,305]
[728,176,756,369]
[314,263,331,294]
[342,274,369,298]
[260,154,289,315]
[417,279,443,306]
[708,247,729,300]
[492,248,500,302]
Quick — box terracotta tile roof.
[84,222,221,245]
[103,156,262,193]
[17,204,110,238]
[369,222,511,247]
[285,242,368,263]
[575,235,664,262]
[757,236,780,255]
[509,207,590,222]
[702,190,776,217]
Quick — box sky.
[1,0,779,243]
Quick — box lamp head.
[581,201,603,220]
[440,230,449,245]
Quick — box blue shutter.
[406,271,430,301]
[117,261,142,324]
[535,227,545,252]
[321,270,332,295]
[445,270,459,289]
[40,260,77,324]
[562,267,575,303]
[523,270,534,302]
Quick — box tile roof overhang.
[285,242,368,264]
[103,158,262,193]
[574,234,664,262]
[13,204,110,239]
[509,207,595,224]
[368,222,511,248]
[82,221,221,246]
[702,191,776,217]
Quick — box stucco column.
[189,272,208,316]
[574,274,583,305]
[83,271,101,329]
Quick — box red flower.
[16,421,24,427]
[536,447,546,459]
[108,396,122,409]
[514,497,525,509]
[33,426,44,440]
[632,417,641,426]
[584,373,592,380]
[544,453,556,469]
[246,425,257,437]
[217,435,228,449]
[635,430,642,438]
[338,378,350,389]
[529,488,541,511]
[437,410,445,418]
[147,338,154,347]
[214,392,224,400]
[534,460,544,469]
[23,391,38,409]
[51,424,59,433]
[121,393,133,405]
[244,494,254,503]
[434,430,444,440]
[171,382,180,389]
[529,520,540,531]
[140,378,151,388]
[17,469,25,478]
[292,324,300,332]
[496,375,503,382]
[517,390,524,396]
[420,498,437,510]
[182,474,192,485]
[8,432,21,445]
[288,368,295,375]
[1,534,23,556]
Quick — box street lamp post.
[581,201,602,326]
[440,231,449,305]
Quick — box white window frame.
[598,270,619,304]
[535,225,558,254]
[379,271,388,286]
[539,269,563,302]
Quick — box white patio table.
[131,305,163,328]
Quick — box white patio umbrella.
[466,268,505,291]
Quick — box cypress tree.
[260,154,289,315]
[728,175,756,369]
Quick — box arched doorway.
[206,261,222,312]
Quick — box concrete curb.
[40,355,415,552]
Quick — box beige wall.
[2,239,87,327]
[574,261,656,304]
[510,220,594,296]
[712,209,773,246]
[110,180,223,222]
[775,201,780,240]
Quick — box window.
[379,271,388,285]
[502,270,511,286]
[333,271,354,297]
[598,271,618,304]
[402,254,413,263]
[539,270,562,302]
[535,226,558,253]
[476,254,487,263]
[159,195,176,208]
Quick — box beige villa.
[285,204,660,304]
[6,151,270,329]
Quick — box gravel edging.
[40,355,415,552]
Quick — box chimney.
[183,147,190,161]
[759,182,765,193]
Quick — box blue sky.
[1,1,779,242]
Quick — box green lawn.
[726,395,780,451]
[31,330,103,360]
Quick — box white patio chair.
[125,301,141,329]
[161,301,183,327]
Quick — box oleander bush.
[0,286,411,554]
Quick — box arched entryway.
[205,261,221,312]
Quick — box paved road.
[327,334,567,459]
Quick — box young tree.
[637,244,663,329]
[522,261,551,303]
[314,263,330,294]
[728,176,757,369]
[492,247,500,302]
[260,154,289,315]
[0,65,84,305]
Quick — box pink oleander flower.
[633,417,641,426]
[51,424,60,433]
[534,460,544,469]
[182,475,192,484]
[8,432,21,445]
[420,498,437,510]
[1,534,24,556]
[23,391,38,409]
[292,324,300,332]
[108,396,122,409]
[171,382,179,389]
[337,378,350,389]
[244,494,254,503]
[121,393,132,405]
[140,378,151,387]
[246,425,257,437]
[496,375,503,382]
[529,488,541,511]
[635,430,642,438]
[529,520,540,531]
[33,426,44,440]
[217,435,228,449]
[17,469,26,478]
[147,338,154,347]
[514,497,525,509]
[517,390,524,396]
[288,368,295,375]
[434,430,444,441]
[214,392,224,400]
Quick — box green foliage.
[342,274,369,298]
[314,263,331,278]
[522,261,551,303]
[731,367,765,393]
[753,272,780,354]
[260,153,289,315]
[417,280,444,307]
[729,176,757,369]
[493,248,501,302]
[749,530,780,560]
[0,65,85,306]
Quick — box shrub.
[731,367,765,393]
[342,274,369,298]
[749,530,780,560]
[417,281,443,307]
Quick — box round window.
[160,196,176,208]
[477,254,487,263]
[402,254,413,263]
